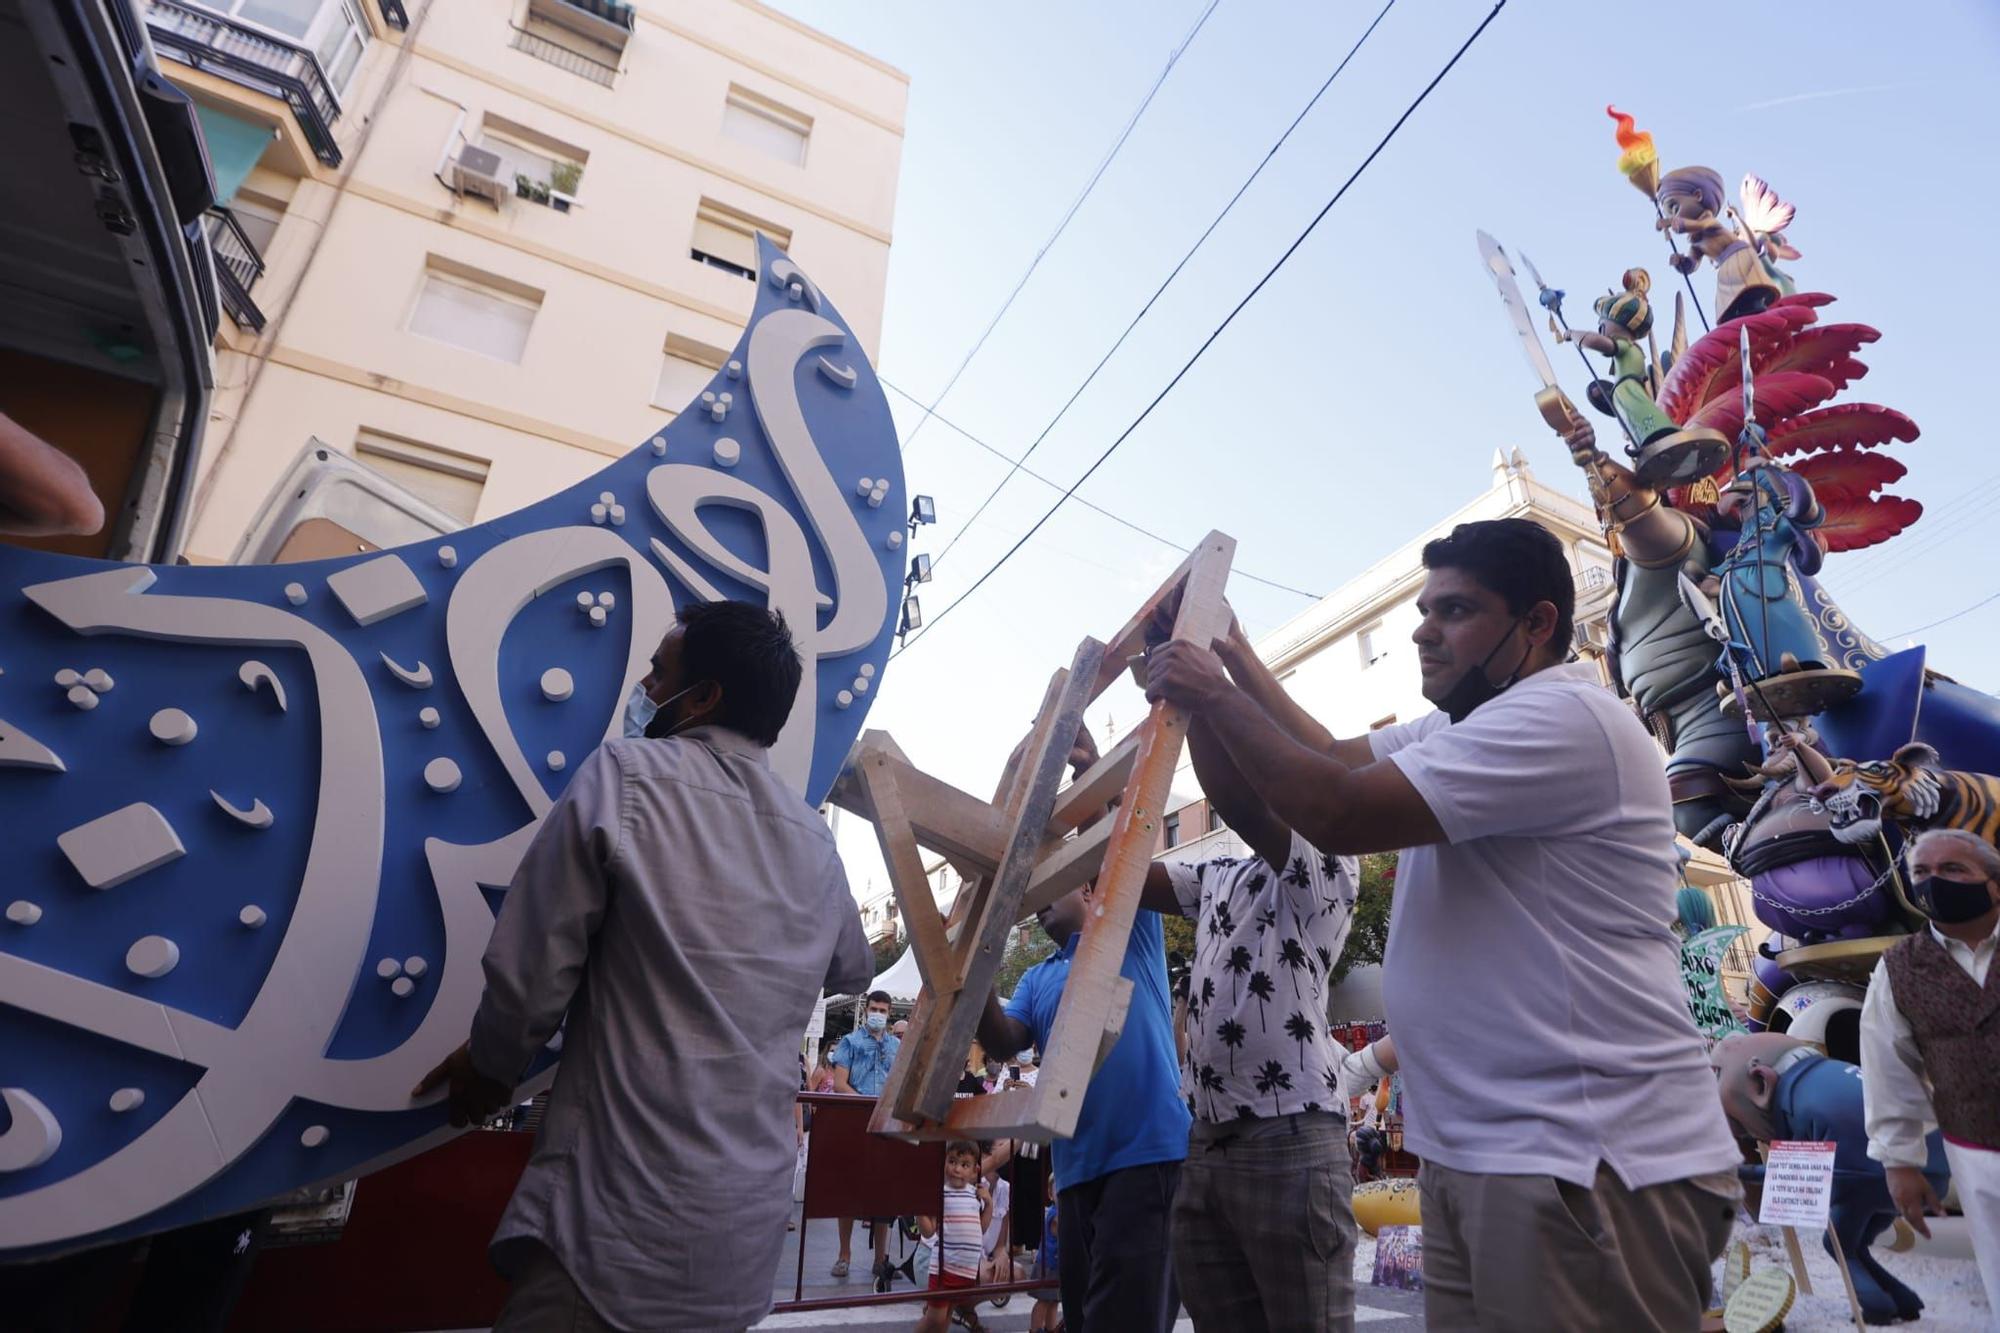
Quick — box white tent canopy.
[863,945,922,1004]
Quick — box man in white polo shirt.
[1145,515,1742,1330]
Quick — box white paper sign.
[805,993,829,1040]
[1758,1140,1836,1228]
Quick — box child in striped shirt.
[914,1140,991,1333]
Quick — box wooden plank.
[1020,820,1114,919]
[1047,731,1139,836]
[905,638,1106,1123]
[855,752,958,998]
[1027,534,1235,1142]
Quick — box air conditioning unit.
[449,144,506,204]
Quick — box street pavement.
[755,1203,1426,1332]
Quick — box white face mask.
[623,681,701,739]
[864,1011,888,1033]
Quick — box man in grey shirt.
[416,600,873,1331]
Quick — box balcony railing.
[145,0,343,167]
[509,26,619,87]
[204,207,267,332]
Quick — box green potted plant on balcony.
[514,172,552,206]
[548,160,582,213]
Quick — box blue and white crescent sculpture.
[0,239,906,1255]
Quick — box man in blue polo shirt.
[978,745,1189,1331]
[828,990,901,1286]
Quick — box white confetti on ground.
[1714,1218,1990,1331]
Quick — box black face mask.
[1437,618,1527,724]
[1909,875,1997,925]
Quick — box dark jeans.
[1057,1159,1182,1333]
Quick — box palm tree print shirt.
[1164,831,1359,1122]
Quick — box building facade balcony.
[203,206,267,332]
[144,0,346,167]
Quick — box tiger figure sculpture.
[1780,734,2000,848]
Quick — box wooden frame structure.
[829,532,1235,1141]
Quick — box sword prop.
[1476,230,1588,438]
[1677,571,1765,749]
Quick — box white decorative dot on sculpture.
[403,956,429,979]
[6,901,42,926]
[109,1088,145,1114]
[423,758,461,793]
[418,707,440,729]
[540,668,574,702]
[859,664,876,679]
[390,977,414,998]
[300,1125,330,1149]
[609,504,627,526]
[588,606,607,628]
[599,491,616,506]
[546,750,566,772]
[57,803,185,890]
[856,477,874,497]
[650,435,667,456]
[125,936,180,979]
[83,668,114,693]
[54,668,80,688]
[886,531,904,550]
[376,958,401,980]
[590,503,607,525]
[853,677,870,695]
[866,490,886,509]
[725,359,741,378]
[66,685,99,711]
[283,582,307,605]
[835,690,853,709]
[596,592,616,609]
[713,438,741,468]
[239,905,267,929]
[148,708,197,746]
[575,591,594,610]
[437,545,457,568]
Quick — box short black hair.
[946,1139,980,1163]
[866,990,892,1007]
[1420,518,1575,654]
[675,600,803,747]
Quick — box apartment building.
[142,0,906,562]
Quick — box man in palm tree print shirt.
[1131,619,1363,1332]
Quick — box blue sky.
[769,0,2000,891]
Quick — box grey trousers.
[1417,1160,1740,1333]
[493,1243,622,1333]
[1174,1113,1358,1332]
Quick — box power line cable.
[881,377,1323,599]
[893,0,1509,658]
[1885,589,2000,641]
[926,0,1400,573]
[896,0,1223,457]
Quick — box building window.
[690,198,792,280]
[1357,621,1386,668]
[477,116,587,208]
[653,333,728,413]
[1163,812,1180,849]
[354,430,489,524]
[215,0,369,92]
[229,195,285,255]
[407,260,542,364]
[722,86,812,166]
[1369,714,1398,731]
[1207,805,1226,835]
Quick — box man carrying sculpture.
[415,601,873,1332]
[1142,514,1742,1330]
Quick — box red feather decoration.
[1794,449,1907,507]
[1773,291,1838,311]
[1683,371,1837,438]
[1815,496,1924,554]
[1659,306,1819,423]
[1767,403,1921,459]
[1758,323,1879,385]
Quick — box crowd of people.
[413,428,1993,1331]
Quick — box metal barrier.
[509,27,620,87]
[776,1091,1055,1314]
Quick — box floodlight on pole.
[899,594,923,639]
[907,553,932,587]
[908,495,937,532]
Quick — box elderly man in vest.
[1860,828,2000,1313]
